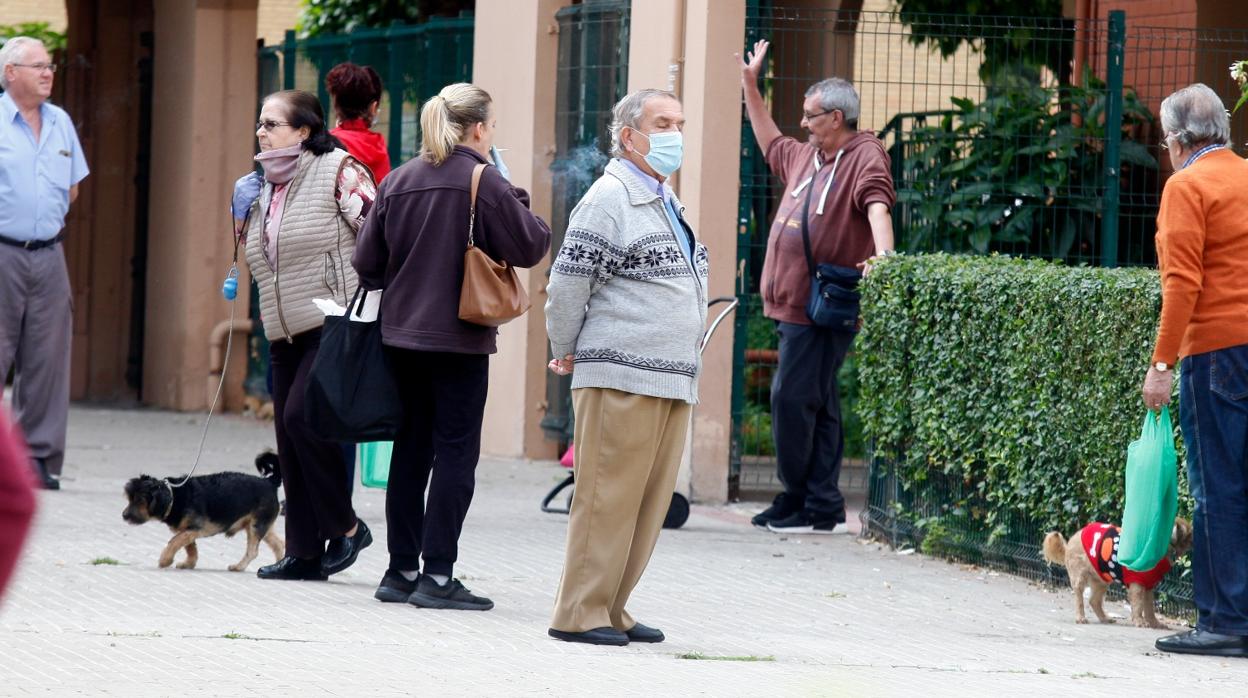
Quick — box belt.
[0,233,63,250]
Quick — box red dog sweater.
[1080,522,1171,589]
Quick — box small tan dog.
[1042,517,1192,628]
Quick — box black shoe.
[625,622,665,643]
[751,492,800,529]
[408,576,494,611]
[1156,629,1248,657]
[30,459,59,491]
[766,510,843,534]
[257,556,328,581]
[321,519,372,576]
[548,627,629,646]
[375,569,419,603]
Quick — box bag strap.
[467,163,487,249]
[347,285,367,318]
[799,162,820,277]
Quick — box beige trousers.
[550,387,692,632]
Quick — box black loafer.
[31,458,59,491]
[1156,629,1248,657]
[548,627,629,646]
[625,622,665,643]
[257,556,327,581]
[321,519,372,576]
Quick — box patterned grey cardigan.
[545,159,709,404]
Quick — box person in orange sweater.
[1143,83,1248,658]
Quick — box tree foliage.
[893,0,1070,81]
[298,0,473,37]
[896,69,1156,261]
[0,22,67,52]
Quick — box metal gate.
[540,0,632,445]
[247,17,475,398]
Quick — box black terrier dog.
[123,453,285,571]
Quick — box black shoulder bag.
[799,165,862,333]
[304,287,404,442]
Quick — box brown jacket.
[759,132,895,325]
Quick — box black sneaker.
[751,492,800,529]
[408,576,494,611]
[375,569,419,603]
[766,510,842,534]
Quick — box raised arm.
[736,39,782,154]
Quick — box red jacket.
[332,119,391,182]
[1081,522,1171,589]
[0,409,37,600]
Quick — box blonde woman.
[353,83,550,609]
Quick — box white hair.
[0,36,46,90]
[806,77,860,128]
[1160,83,1231,149]
[608,88,677,158]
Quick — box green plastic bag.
[359,441,392,489]
[1118,408,1179,571]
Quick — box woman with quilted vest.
[232,89,377,582]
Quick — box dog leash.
[164,219,244,490]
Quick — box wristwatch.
[1154,362,1170,372]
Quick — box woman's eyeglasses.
[256,120,292,132]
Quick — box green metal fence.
[540,0,631,446]
[246,17,475,398]
[735,3,1248,614]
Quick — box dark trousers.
[0,244,72,477]
[771,321,854,522]
[385,347,489,577]
[270,328,357,559]
[1179,343,1248,636]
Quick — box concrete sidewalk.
[1,406,1244,696]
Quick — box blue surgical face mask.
[635,130,683,177]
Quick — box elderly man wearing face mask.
[545,88,708,646]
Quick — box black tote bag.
[304,287,404,442]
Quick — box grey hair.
[608,88,677,158]
[805,78,860,128]
[0,36,45,90]
[1160,83,1230,149]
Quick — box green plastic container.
[359,441,393,489]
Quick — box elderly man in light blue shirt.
[0,37,90,490]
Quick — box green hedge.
[857,254,1192,546]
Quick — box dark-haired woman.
[233,89,377,581]
[326,62,390,181]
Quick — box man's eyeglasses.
[256,120,293,132]
[13,63,57,74]
[803,108,838,121]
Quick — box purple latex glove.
[231,171,263,223]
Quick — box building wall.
[0,1,67,30]
[473,0,562,462]
[257,0,303,45]
[850,0,985,132]
[0,1,296,43]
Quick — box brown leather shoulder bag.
[458,163,530,327]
